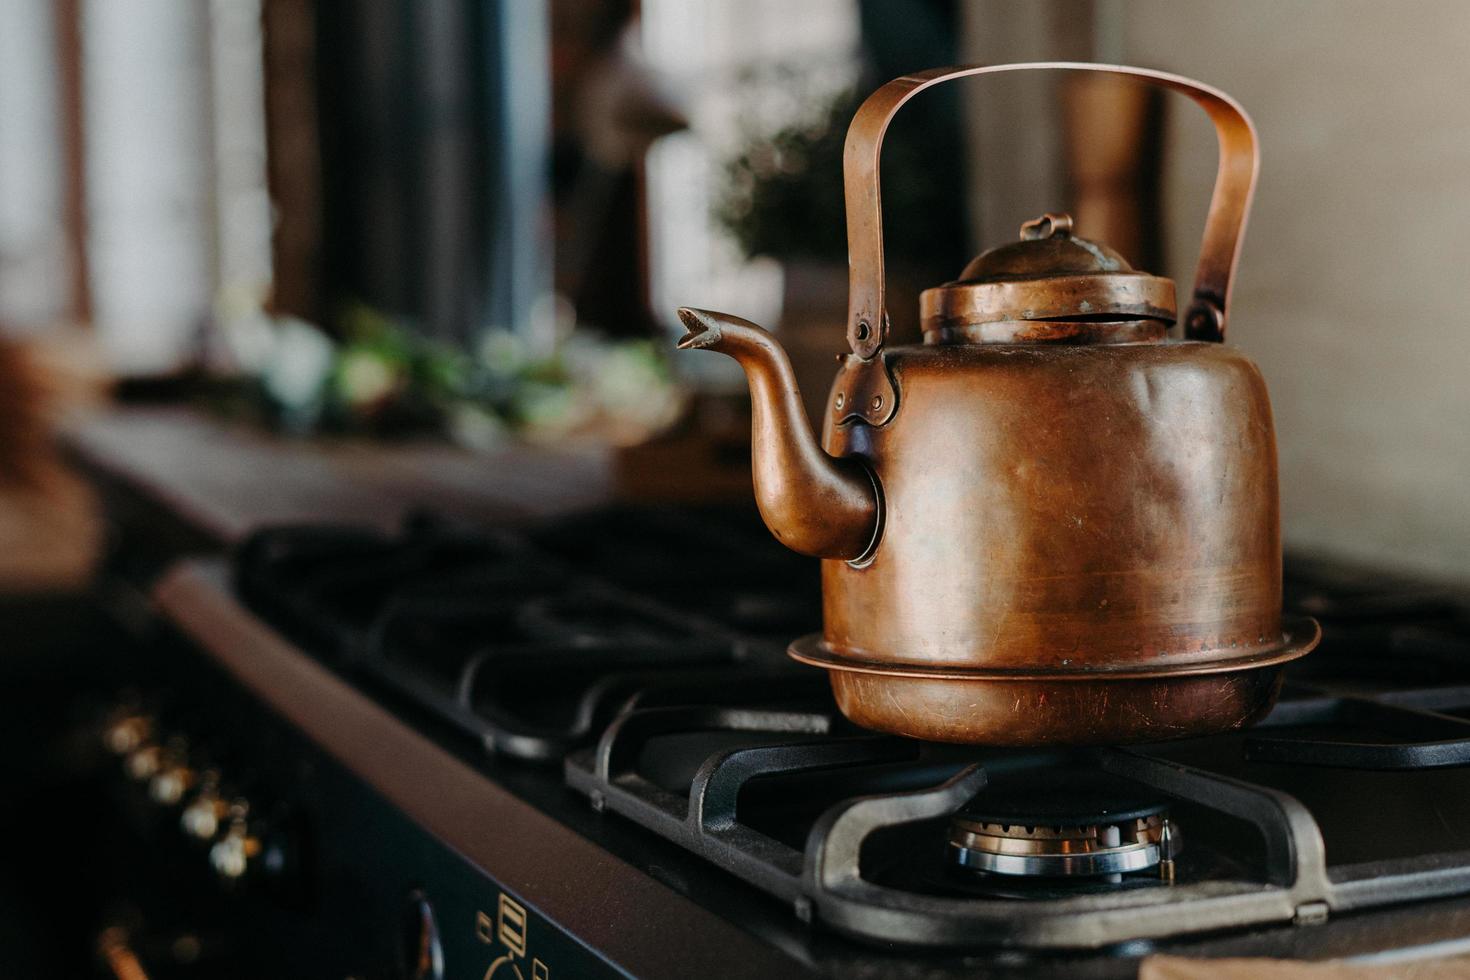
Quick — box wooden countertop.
[66,406,615,543]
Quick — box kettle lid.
[919,213,1177,345]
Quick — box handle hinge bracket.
[1184,297,1226,342]
[831,353,899,426]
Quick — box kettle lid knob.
[1019,212,1074,240]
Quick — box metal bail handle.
[843,62,1260,357]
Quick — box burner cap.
[958,766,1167,827]
[949,767,1179,879]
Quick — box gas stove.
[90,499,1470,977]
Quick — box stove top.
[209,502,1470,964]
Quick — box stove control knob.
[148,737,195,805]
[103,713,153,756]
[150,763,196,805]
[209,802,262,881]
[124,741,164,782]
[181,771,228,840]
[399,890,445,980]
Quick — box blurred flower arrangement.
[218,302,686,449]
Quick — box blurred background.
[0,0,1467,590]
[0,2,1469,976]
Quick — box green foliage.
[239,301,683,447]
[715,88,962,270]
[715,93,852,264]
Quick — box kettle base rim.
[791,618,1319,746]
[789,616,1319,683]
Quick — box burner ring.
[950,812,1179,878]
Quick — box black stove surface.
[231,503,1470,965]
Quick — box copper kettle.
[676,63,1319,745]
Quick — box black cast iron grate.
[1249,562,1470,767]
[562,695,1470,950]
[233,507,823,762]
[234,503,1470,949]
[562,700,1335,949]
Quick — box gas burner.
[948,766,1179,880]
[949,809,1176,880]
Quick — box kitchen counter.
[65,406,615,546]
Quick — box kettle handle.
[844,62,1258,357]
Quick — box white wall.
[83,0,214,375]
[1114,1,1470,581]
[0,0,67,329]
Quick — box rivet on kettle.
[870,395,883,411]
[835,392,845,410]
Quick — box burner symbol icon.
[482,893,548,980]
[497,893,527,958]
[484,955,549,980]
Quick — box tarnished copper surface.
[825,664,1293,746]
[843,63,1259,356]
[919,272,1176,337]
[923,318,1167,346]
[920,212,1177,339]
[676,64,1313,745]
[817,341,1285,667]
[676,309,879,560]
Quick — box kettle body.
[801,339,1305,744]
[677,63,1318,745]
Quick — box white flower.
[262,317,335,411]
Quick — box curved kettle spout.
[676,308,879,560]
